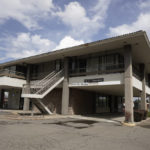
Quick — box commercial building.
[0,30,150,123]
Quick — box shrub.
[134,110,148,122]
[147,111,150,117]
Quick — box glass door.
[96,95,110,113]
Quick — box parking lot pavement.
[0,117,150,150]
[137,118,150,128]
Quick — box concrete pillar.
[140,64,147,110]
[61,58,69,115]
[23,65,30,111]
[0,89,4,108]
[124,45,134,123]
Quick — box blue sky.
[0,0,150,62]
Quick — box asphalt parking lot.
[0,117,150,150]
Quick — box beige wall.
[0,76,26,88]
[69,73,124,87]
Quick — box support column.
[61,58,69,115]
[124,45,134,123]
[140,64,147,110]
[23,65,30,111]
[0,89,4,108]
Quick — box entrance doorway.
[95,94,124,114]
[96,96,110,113]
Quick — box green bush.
[134,110,148,122]
[147,111,150,117]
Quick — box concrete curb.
[121,122,136,127]
[0,115,69,121]
[135,117,150,125]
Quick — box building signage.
[84,78,104,83]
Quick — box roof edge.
[0,30,146,67]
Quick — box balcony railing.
[0,69,25,79]
[69,63,124,77]
[99,63,124,74]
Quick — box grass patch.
[148,112,150,117]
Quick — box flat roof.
[0,30,150,72]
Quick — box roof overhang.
[0,30,150,72]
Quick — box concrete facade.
[0,31,150,123]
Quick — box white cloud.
[139,0,150,9]
[56,0,111,39]
[0,33,84,61]
[0,0,54,30]
[108,0,150,37]
[3,33,56,59]
[0,0,111,37]
[108,13,150,37]
[92,0,111,22]
[54,36,84,50]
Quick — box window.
[78,59,86,73]
[99,53,124,71]
[55,60,62,71]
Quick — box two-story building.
[0,30,150,123]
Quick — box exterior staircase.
[21,69,64,114]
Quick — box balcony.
[69,63,124,77]
[99,63,124,74]
[0,69,25,79]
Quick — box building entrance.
[95,94,124,114]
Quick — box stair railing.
[36,69,64,95]
[22,69,64,95]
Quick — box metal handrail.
[33,70,56,87]
[36,69,64,94]
[22,69,64,95]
